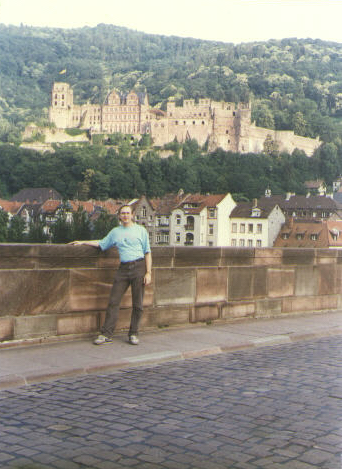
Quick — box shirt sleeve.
[141,226,151,254]
[98,229,116,251]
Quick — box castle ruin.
[49,82,320,156]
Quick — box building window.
[240,223,245,233]
[296,233,304,240]
[208,224,214,235]
[231,239,237,246]
[248,224,253,233]
[239,239,245,247]
[256,240,262,247]
[232,223,237,233]
[176,233,181,242]
[141,206,147,218]
[208,208,215,218]
[208,241,213,246]
[257,224,262,234]
[311,234,318,240]
[248,239,253,247]
[176,214,181,225]
[282,233,290,239]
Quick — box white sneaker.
[93,334,113,345]
[129,335,139,345]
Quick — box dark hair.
[118,204,135,215]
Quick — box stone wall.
[0,245,341,345]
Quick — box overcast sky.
[0,0,341,45]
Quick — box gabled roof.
[176,193,228,215]
[40,200,61,214]
[0,199,23,215]
[230,200,280,219]
[259,194,337,211]
[10,188,62,203]
[274,219,342,248]
[150,193,187,216]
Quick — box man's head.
[118,204,135,226]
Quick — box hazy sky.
[0,0,341,44]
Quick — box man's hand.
[144,272,152,285]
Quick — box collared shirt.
[98,223,151,263]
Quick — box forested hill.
[1,23,342,144]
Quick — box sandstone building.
[49,82,321,156]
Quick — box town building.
[229,199,285,248]
[48,82,321,156]
[170,193,236,247]
[274,219,342,249]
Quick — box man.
[70,204,152,345]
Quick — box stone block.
[254,248,283,266]
[151,247,174,267]
[57,313,98,335]
[154,268,195,305]
[315,249,337,265]
[221,247,254,266]
[0,317,14,341]
[196,268,228,303]
[267,268,295,298]
[318,264,337,295]
[294,266,319,296]
[191,304,219,323]
[69,268,115,311]
[141,306,190,328]
[282,295,338,314]
[255,298,282,318]
[228,267,253,300]
[14,315,57,339]
[282,248,315,265]
[0,269,69,317]
[174,247,221,267]
[221,301,255,319]
[253,266,267,297]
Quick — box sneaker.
[128,335,139,345]
[93,334,113,345]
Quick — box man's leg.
[101,269,129,338]
[128,268,145,338]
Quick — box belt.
[120,258,144,266]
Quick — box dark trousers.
[101,258,146,337]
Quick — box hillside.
[1,24,342,144]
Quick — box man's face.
[119,207,134,226]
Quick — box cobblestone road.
[0,336,341,469]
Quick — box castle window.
[226,130,229,134]
[184,121,186,125]
[175,121,178,125]
[202,121,205,125]
[193,121,195,125]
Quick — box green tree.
[71,206,91,240]
[50,208,73,243]
[7,215,26,242]
[92,210,118,239]
[0,209,9,242]
[27,218,49,243]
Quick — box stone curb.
[1,328,341,391]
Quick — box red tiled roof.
[274,219,342,248]
[0,199,23,215]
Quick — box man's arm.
[69,240,100,247]
[144,252,152,285]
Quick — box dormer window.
[251,208,261,217]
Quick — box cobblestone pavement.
[0,336,341,469]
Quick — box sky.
[0,0,341,45]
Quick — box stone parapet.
[0,245,341,344]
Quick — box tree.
[50,208,73,243]
[71,206,91,240]
[92,210,118,239]
[7,215,26,242]
[0,209,8,242]
[27,218,49,243]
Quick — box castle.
[49,82,321,156]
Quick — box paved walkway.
[1,311,341,390]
